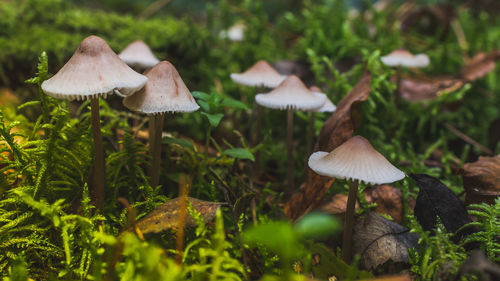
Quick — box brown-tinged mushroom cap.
[255,75,326,111]
[308,135,405,184]
[119,40,160,69]
[230,60,287,88]
[41,35,147,101]
[123,61,199,114]
[381,49,429,68]
[310,87,336,112]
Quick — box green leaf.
[293,212,340,240]
[221,97,249,110]
[17,101,41,111]
[223,148,254,161]
[201,112,224,128]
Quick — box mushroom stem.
[395,65,402,105]
[90,97,105,212]
[306,112,315,159]
[342,179,359,263]
[149,114,164,188]
[286,108,295,195]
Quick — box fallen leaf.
[399,76,464,102]
[401,4,455,36]
[0,88,20,106]
[353,212,419,270]
[319,185,414,224]
[461,51,500,82]
[285,71,371,220]
[410,173,472,241]
[458,250,500,281]
[134,197,225,234]
[358,273,413,281]
[462,155,500,204]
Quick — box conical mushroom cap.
[123,61,199,115]
[310,87,336,112]
[380,49,429,68]
[230,60,287,88]
[119,40,160,69]
[41,35,147,100]
[308,135,405,184]
[255,75,326,111]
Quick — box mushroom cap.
[309,87,336,112]
[255,75,326,111]
[123,61,199,115]
[219,22,246,41]
[308,135,405,184]
[380,49,430,68]
[118,40,160,69]
[230,60,287,88]
[41,35,147,101]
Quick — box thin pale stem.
[150,114,164,188]
[342,180,359,263]
[90,97,105,212]
[306,112,315,160]
[286,109,294,196]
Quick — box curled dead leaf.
[461,51,500,82]
[399,76,464,102]
[285,71,371,220]
[462,155,500,204]
[353,212,419,270]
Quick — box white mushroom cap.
[219,22,246,41]
[230,60,287,88]
[380,49,430,68]
[41,35,147,101]
[255,75,326,111]
[308,135,405,184]
[310,87,336,113]
[118,40,160,69]
[123,61,199,115]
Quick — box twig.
[442,122,494,156]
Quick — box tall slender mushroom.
[41,35,147,211]
[256,75,326,195]
[308,135,405,263]
[123,61,199,189]
[118,40,160,71]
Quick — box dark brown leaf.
[461,51,500,82]
[353,212,419,270]
[134,197,225,234]
[462,155,500,204]
[458,250,500,281]
[319,185,414,224]
[399,76,464,102]
[284,71,371,220]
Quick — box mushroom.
[123,61,199,188]
[308,135,405,263]
[307,86,336,160]
[41,35,147,211]
[256,75,326,194]
[380,49,430,102]
[118,40,160,71]
[219,22,246,42]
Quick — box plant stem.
[342,180,359,263]
[90,97,105,212]
[149,114,164,188]
[175,174,191,265]
[395,65,402,105]
[286,109,294,196]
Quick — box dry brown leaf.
[461,51,500,82]
[0,88,19,106]
[318,185,414,224]
[462,155,500,204]
[399,76,464,102]
[284,71,371,220]
[134,197,225,234]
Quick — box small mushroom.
[308,135,405,263]
[41,35,147,211]
[118,40,160,71]
[256,75,326,194]
[123,61,199,188]
[381,49,429,103]
[230,60,287,88]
